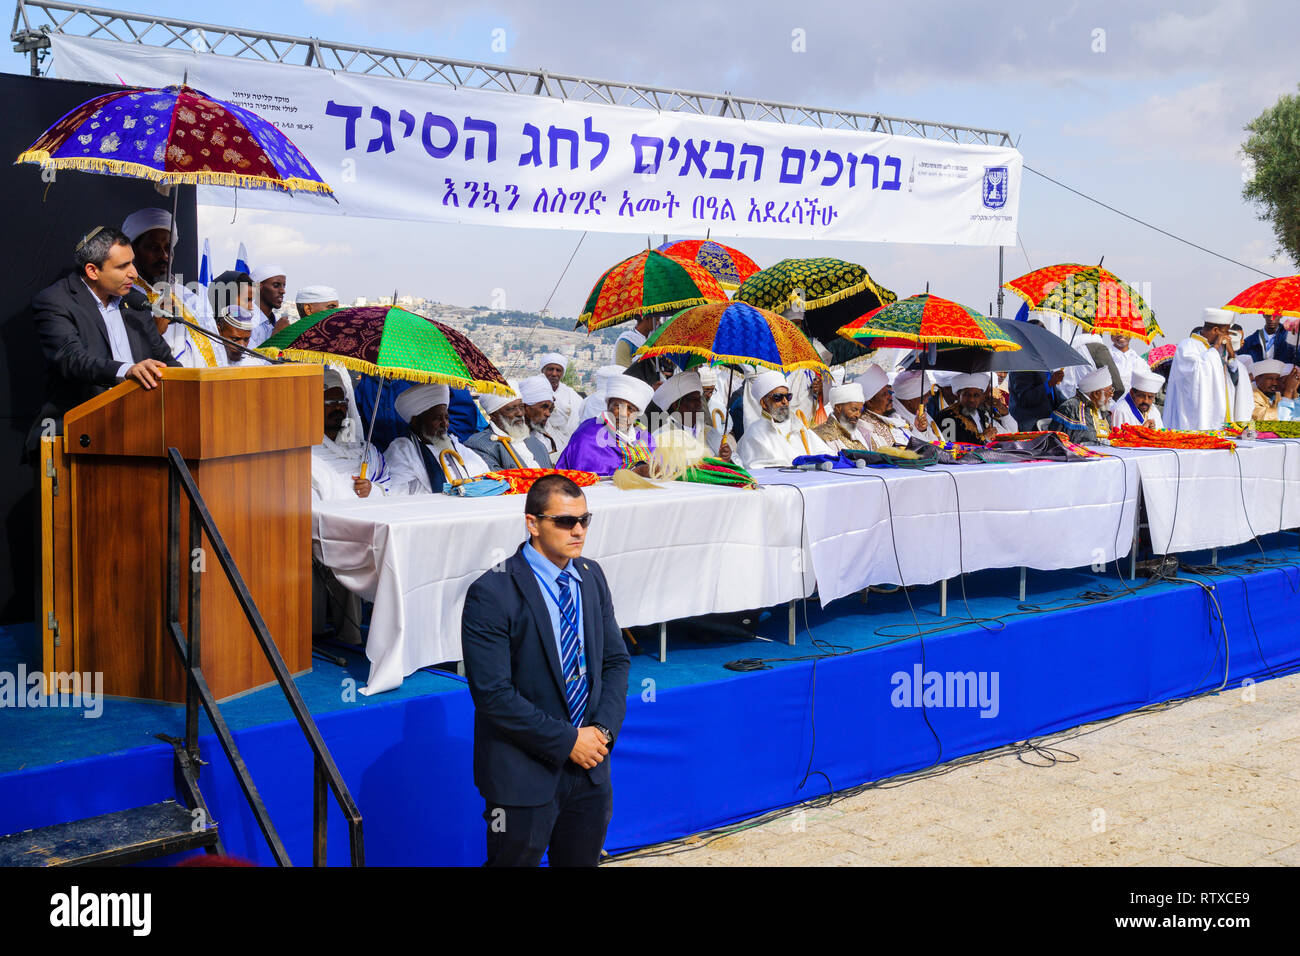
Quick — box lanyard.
[529,564,586,673]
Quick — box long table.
[754,453,1141,605]
[313,481,809,695]
[313,441,1300,695]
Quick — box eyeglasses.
[533,513,593,530]
[768,393,793,403]
[324,398,349,407]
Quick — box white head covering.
[1252,359,1290,378]
[1201,307,1233,327]
[1130,367,1165,394]
[518,375,555,406]
[892,370,926,401]
[829,382,865,406]
[479,388,520,416]
[395,384,450,422]
[251,264,286,284]
[323,368,347,392]
[748,369,788,403]
[856,365,890,401]
[652,370,701,411]
[1079,366,1113,395]
[697,366,718,386]
[538,352,568,373]
[295,285,338,304]
[216,307,254,331]
[121,208,176,245]
[605,375,655,412]
[1235,354,1255,378]
[595,365,625,385]
[951,372,991,395]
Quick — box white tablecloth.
[1108,441,1300,553]
[313,481,809,694]
[753,454,1141,604]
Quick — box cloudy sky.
[8,0,1298,343]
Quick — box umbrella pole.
[721,366,735,453]
[358,376,384,479]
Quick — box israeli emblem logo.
[982,166,1008,209]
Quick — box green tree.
[1242,87,1300,267]
[561,362,580,388]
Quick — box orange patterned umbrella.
[579,249,728,331]
[1223,275,1300,319]
[1003,263,1160,342]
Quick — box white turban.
[653,370,701,411]
[538,352,568,373]
[1201,307,1233,327]
[518,375,555,406]
[697,366,718,386]
[595,365,625,385]
[216,307,254,331]
[395,384,450,422]
[296,285,338,304]
[322,368,347,392]
[605,375,655,412]
[1130,367,1165,394]
[479,388,520,416]
[829,382,865,406]
[951,373,991,394]
[1252,359,1290,378]
[856,365,890,401]
[892,370,926,401]
[121,208,176,245]
[1079,366,1113,395]
[748,369,788,403]
[251,264,286,284]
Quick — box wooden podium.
[40,365,322,702]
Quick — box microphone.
[152,295,290,366]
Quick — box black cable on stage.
[1023,165,1275,279]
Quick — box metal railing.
[11,0,1013,145]
[165,447,364,867]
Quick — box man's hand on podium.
[126,358,168,390]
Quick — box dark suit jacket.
[461,544,630,807]
[1240,328,1299,366]
[463,429,553,471]
[27,272,179,450]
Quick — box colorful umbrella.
[655,239,761,290]
[579,249,728,331]
[635,301,828,373]
[259,306,512,395]
[732,257,896,346]
[17,84,333,196]
[1003,263,1160,342]
[1222,275,1300,319]
[837,294,1020,352]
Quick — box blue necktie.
[557,575,587,727]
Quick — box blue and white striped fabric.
[557,575,587,726]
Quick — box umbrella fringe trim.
[835,329,1022,351]
[580,294,721,330]
[803,275,890,311]
[16,151,336,196]
[1222,304,1300,319]
[634,343,827,374]
[258,348,515,395]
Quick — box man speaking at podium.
[27,226,179,452]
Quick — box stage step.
[0,800,218,867]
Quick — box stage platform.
[2,534,1299,866]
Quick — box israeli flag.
[199,238,211,287]
[235,242,249,276]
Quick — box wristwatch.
[592,723,613,746]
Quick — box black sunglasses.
[534,512,593,530]
[768,392,793,403]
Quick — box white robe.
[545,380,583,447]
[1110,394,1164,430]
[311,435,394,501]
[893,397,944,444]
[1163,336,1253,430]
[386,434,489,494]
[736,412,833,468]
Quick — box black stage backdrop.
[0,73,197,623]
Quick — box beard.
[502,420,530,443]
[768,405,790,424]
[835,412,859,430]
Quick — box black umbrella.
[902,318,1091,373]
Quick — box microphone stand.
[154,302,293,366]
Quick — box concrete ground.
[606,672,1300,867]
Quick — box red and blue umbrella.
[636,301,827,373]
[656,239,761,290]
[16,84,333,196]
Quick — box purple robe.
[555,415,655,476]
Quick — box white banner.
[52,35,1021,245]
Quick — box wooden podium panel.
[57,365,322,702]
